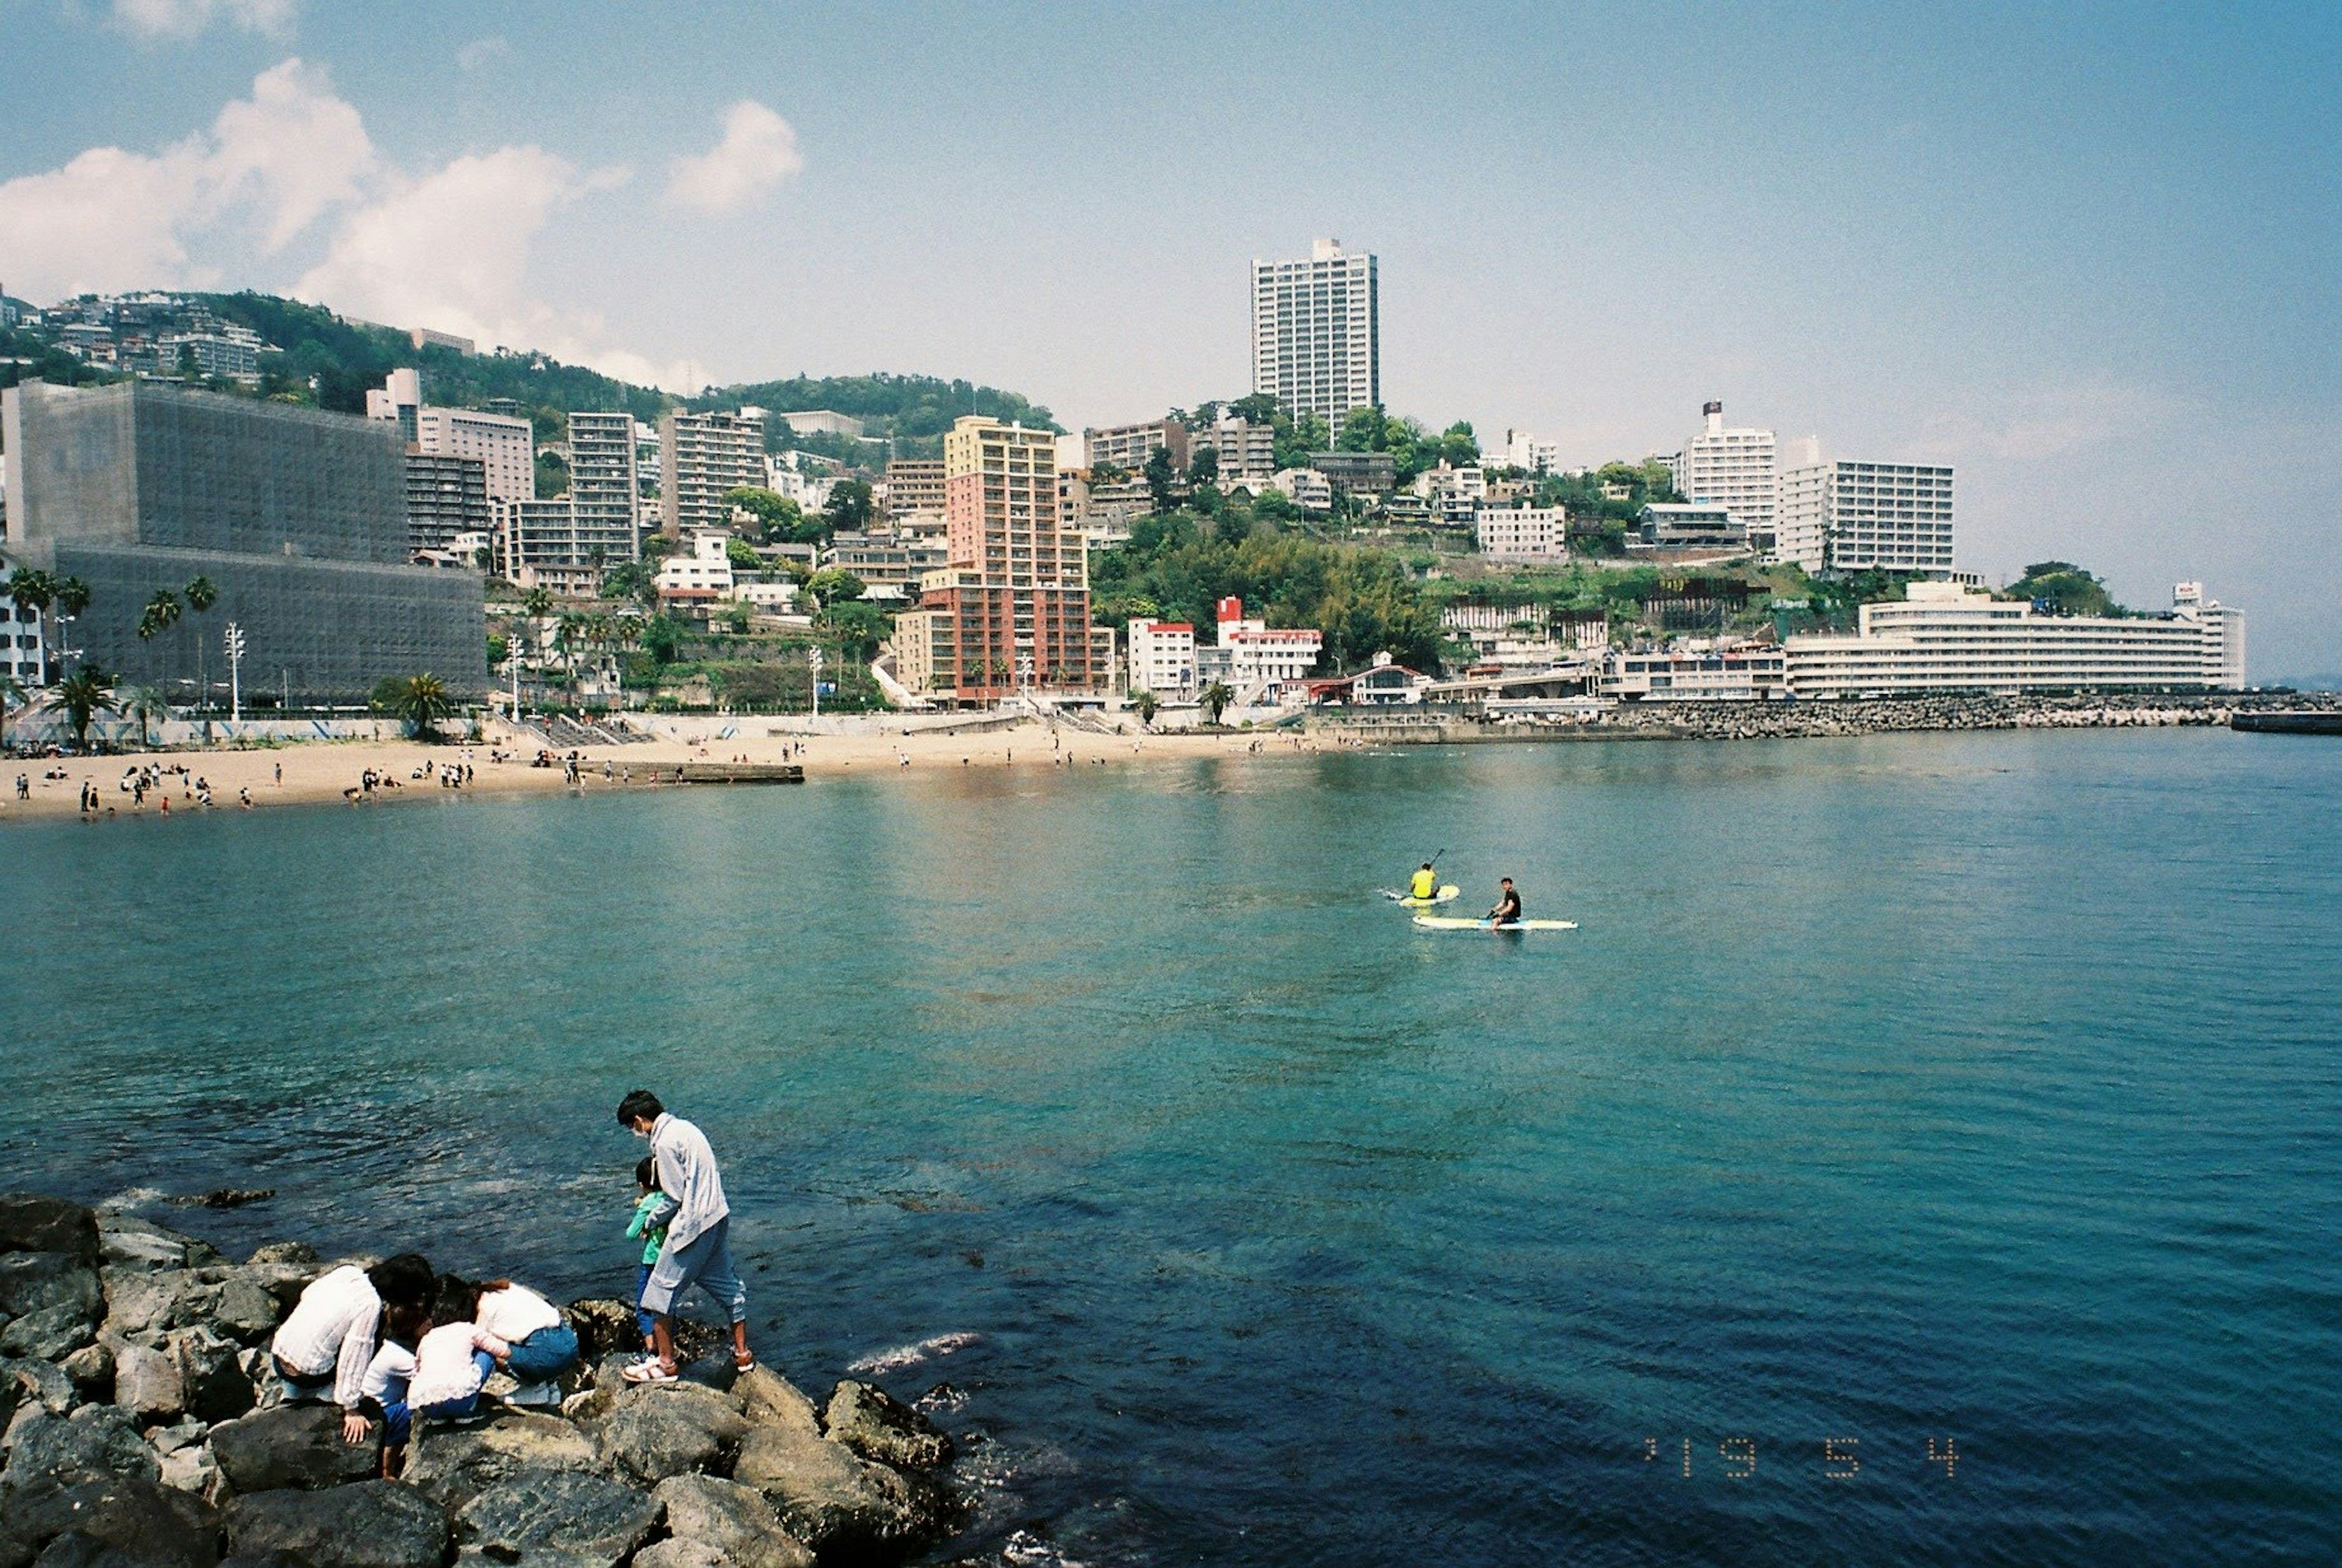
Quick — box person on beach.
[626,1156,670,1352]
[1488,878,1524,928]
[270,1252,435,1444]
[357,1301,429,1477]
[406,1276,514,1425]
[1409,863,1439,901]
[617,1089,751,1383]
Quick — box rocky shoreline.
[0,1194,964,1567]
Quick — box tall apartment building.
[883,459,946,520]
[658,410,765,537]
[366,368,534,504]
[1084,418,1189,475]
[1251,238,1379,429]
[1477,506,1569,563]
[896,416,1108,704]
[1775,457,1955,574]
[1672,402,1776,552]
[493,493,637,588]
[1497,429,1561,473]
[403,451,490,554]
[567,412,641,559]
[1194,416,1276,485]
[3,379,485,700]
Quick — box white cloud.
[665,101,801,214]
[112,0,295,38]
[0,141,211,296]
[207,59,375,251]
[456,35,510,72]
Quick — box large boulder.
[3,1355,77,1415]
[562,1298,639,1364]
[455,1469,660,1566]
[109,1343,183,1425]
[207,1404,376,1492]
[99,1272,195,1339]
[0,1200,98,1265]
[0,1405,158,1498]
[1,1306,96,1364]
[202,1281,280,1347]
[653,1473,814,1568]
[223,1482,448,1568]
[629,1544,732,1568]
[731,1425,954,1560]
[403,1412,600,1510]
[240,1245,313,1269]
[0,1256,102,1325]
[58,1344,112,1403]
[4,1475,218,1568]
[822,1381,954,1472]
[167,1328,249,1424]
[587,1383,749,1487]
[732,1368,819,1437]
[96,1218,215,1274]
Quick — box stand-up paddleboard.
[1382,884,1461,907]
[1412,915,1577,931]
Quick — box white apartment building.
[1216,596,1323,695]
[367,369,534,504]
[659,410,766,536]
[1672,401,1775,551]
[656,530,736,604]
[1416,464,1487,504]
[1786,581,2246,698]
[1195,416,1277,485]
[1497,429,1561,473]
[567,411,640,561]
[1268,468,1334,511]
[1251,238,1379,429]
[495,493,637,582]
[1,598,46,685]
[1127,618,1199,698]
[1775,457,1955,574]
[1084,418,1187,474]
[1605,644,1789,701]
[1477,506,1569,562]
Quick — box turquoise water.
[5,731,2340,1564]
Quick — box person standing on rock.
[617,1089,752,1383]
[270,1251,436,1443]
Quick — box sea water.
[4,729,2338,1565]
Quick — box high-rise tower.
[1250,238,1379,429]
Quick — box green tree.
[55,665,116,750]
[1132,689,1159,728]
[806,568,865,606]
[374,673,457,740]
[1338,407,1385,453]
[1188,446,1219,487]
[5,568,56,676]
[486,632,509,667]
[1143,446,1180,515]
[726,537,764,572]
[822,479,875,535]
[136,590,182,655]
[521,585,554,620]
[1438,421,1480,468]
[818,600,889,662]
[535,448,569,499]
[2008,561,2122,617]
[720,486,814,544]
[118,684,169,748]
[1201,681,1234,726]
[641,615,685,664]
[184,575,218,705]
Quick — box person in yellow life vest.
[1408,864,1438,901]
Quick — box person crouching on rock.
[406,1275,515,1426]
[470,1276,580,1404]
[357,1300,429,1478]
[270,1251,435,1445]
[617,1089,753,1383]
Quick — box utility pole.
[809,646,823,720]
[224,622,246,722]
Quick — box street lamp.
[809,646,824,720]
[224,622,246,723]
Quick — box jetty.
[673,762,806,784]
[2230,711,2342,736]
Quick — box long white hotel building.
[1786,581,2244,698]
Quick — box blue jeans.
[641,1217,747,1325]
[414,1351,495,1422]
[505,1323,579,1383]
[363,1396,412,1445]
[634,1263,657,1344]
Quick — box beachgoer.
[357,1301,428,1477]
[270,1253,435,1443]
[240,786,252,808]
[406,1276,512,1425]
[465,1278,578,1401]
[616,1090,751,1383]
[625,1156,670,1352]
[1489,878,1524,928]
[1409,863,1438,901]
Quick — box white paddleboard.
[1411,915,1578,931]
[1383,884,1461,907]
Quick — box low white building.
[1197,416,1277,485]
[1215,596,1323,696]
[1633,503,1746,552]
[1477,506,1569,563]
[656,530,736,605]
[1785,581,2245,698]
[1605,643,1789,701]
[1267,468,1334,511]
[1495,429,1561,473]
[1128,618,1199,698]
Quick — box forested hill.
[5,290,1052,459]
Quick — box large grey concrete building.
[1,380,487,703]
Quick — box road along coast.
[0,1192,963,1566]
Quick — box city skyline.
[1,1,2334,673]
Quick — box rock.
[732,1424,953,1559]
[1,1306,96,1364]
[224,1481,448,1568]
[731,1368,818,1437]
[587,1383,749,1486]
[654,1473,814,1568]
[629,1544,733,1568]
[146,1419,207,1456]
[96,1219,206,1273]
[156,1445,220,1498]
[202,1282,279,1346]
[221,1264,316,1314]
[562,1298,639,1364]
[207,1404,376,1493]
[0,1200,99,1265]
[455,1469,660,1566]
[403,1412,600,1510]
[4,1355,77,1414]
[172,1193,270,1214]
[822,1380,954,1471]
[239,1245,313,1269]
[5,1473,218,1568]
[0,1256,102,1325]
[100,1272,193,1339]
[0,1406,159,1511]
[166,1328,249,1424]
[110,1343,184,1424]
[59,1344,112,1402]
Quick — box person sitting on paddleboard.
[1489,878,1523,927]
[1409,863,1439,901]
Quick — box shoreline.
[3,692,2331,825]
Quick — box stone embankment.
[1588,690,2342,742]
[0,1194,964,1567]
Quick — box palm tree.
[185,576,218,708]
[1132,690,1160,729]
[7,568,56,680]
[382,673,456,740]
[55,666,117,751]
[0,672,25,753]
[118,684,170,750]
[1202,681,1234,726]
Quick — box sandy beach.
[0,718,1308,822]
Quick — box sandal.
[622,1358,679,1384]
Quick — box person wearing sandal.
[616,1089,754,1383]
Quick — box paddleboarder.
[1408,862,1439,901]
[1488,878,1523,928]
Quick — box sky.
[2,0,2337,675]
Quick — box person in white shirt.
[407,1276,515,1423]
[356,1303,427,1477]
[269,1253,435,1445]
[616,1090,751,1384]
[469,1278,579,1397]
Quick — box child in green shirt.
[626,1156,669,1353]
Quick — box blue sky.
[4,0,2337,673]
